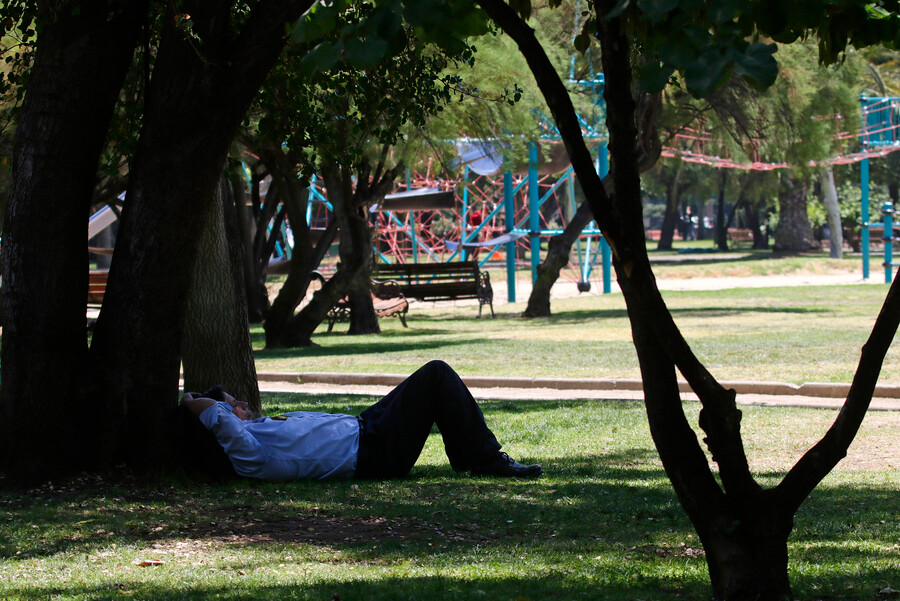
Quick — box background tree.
[258,2,481,346]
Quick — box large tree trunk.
[182,177,260,410]
[330,165,379,335]
[231,169,271,324]
[90,1,312,469]
[774,172,818,251]
[657,163,683,250]
[748,196,769,249]
[820,167,843,259]
[0,2,145,481]
[715,171,729,251]
[524,200,593,317]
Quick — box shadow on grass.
[544,305,827,325]
[2,572,712,601]
[261,398,644,421]
[1,451,896,601]
[255,335,488,360]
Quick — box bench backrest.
[88,270,109,304]
[373,261,481,301]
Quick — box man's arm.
[181,394,216,417]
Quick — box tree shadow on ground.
[4,572,712,601]
[255,336,486,360]
[545,305,827,325]
[1,445,895,601]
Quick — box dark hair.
[174,402,238,481]
[202,385,227,404]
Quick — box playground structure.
[292,88,900,301]
[661,94,900,283]
[298,140,613,303]
[858,96,900,283]
[295,67,613,303]
[88,88,900,302]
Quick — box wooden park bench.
[372,260,494,318]
[727,228,754,247]
[314,273,410,332]
[88,270,109,305]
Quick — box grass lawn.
[1,396,897,601]
[254,282,900,385]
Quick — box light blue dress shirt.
[199,401,359,480]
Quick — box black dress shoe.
[471,452,543,478]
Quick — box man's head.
[202,386,260,421]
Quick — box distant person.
[181,361,543,481]
[684,207,696,240]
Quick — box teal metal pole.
[884,201,894,283]
[529,142,540,281]
[406,167,418,264]
[597,142,612,293]
[862,158,870,280]
[504,171,516,303]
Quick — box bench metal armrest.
[371,278,404,300]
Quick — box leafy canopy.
[563,0,900,97]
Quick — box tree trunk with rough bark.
[715,171,729,251]
[657,163,683,250]
[90,1,312,469]
[774,172,818,251]
[262,142,339,346]
[231,170,270,324]
[270,162,399,346]
[0,2,146,482]
[748,197,769,249]
[182,177,260,410]
[524,200,593,317]
[820,168,843,259]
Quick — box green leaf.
[676,0,703,11]
[637,0,678,23]
[638,61,674,93]
[292,7,339,43]
[507,0,532,20]
[731,42,778,90]
[658,34,699,68]
[573,33,590,54]
[683,50,730,96]
[705,0,740,24]
[344,37,388,68]
[299,41,344,74]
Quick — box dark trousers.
[354,360,502,478]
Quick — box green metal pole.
[529,141,540,282]
[504,171,516,303]
[862,157,870,280]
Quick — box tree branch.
[777,275,900,511]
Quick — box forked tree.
[476,0,900,598]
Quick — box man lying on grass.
[181,360,543,481]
